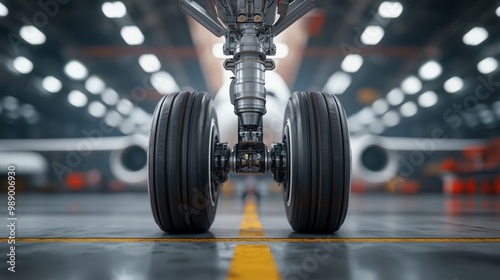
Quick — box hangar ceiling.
[0,0,499,139]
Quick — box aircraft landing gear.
[272,91,351,233]
[148,92,228,233]
[148,0,351,233]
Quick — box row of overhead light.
[349,7,500,135]
[0,1,157,134]
[63,60,152,135]
[11,50,139,133]
[101,1,180,95]
[0,95,40,125]
[9,43,136,132]
[0,2,44,126]
[323,1,404,94]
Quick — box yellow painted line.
[238,198,265,237]
[226,198,280,280]
[226,244,281,280]
[1,238,500,243]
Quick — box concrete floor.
[1,193,500,279]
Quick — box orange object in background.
[481,179,491,195]
[443,176,464,195]
[351,180,365,193]
[494,176,500,195]
[440,138,500,195]
[452,179,464,195]
[86,170,102,187]
[400,180,420,194]
[441,157,457,172]
[65,172,85,191]
[465,177,477,195]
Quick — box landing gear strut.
[148,0,351,233]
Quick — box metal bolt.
[237,15,247,22]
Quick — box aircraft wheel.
[282,91,351,233]
[148,91,221,233]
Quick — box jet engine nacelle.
[109,134,149,185]
[351,134,399,188]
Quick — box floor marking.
[226,244,281,280]
[226,198,281,280]
[2,238,500,243]
[238,198,265,237]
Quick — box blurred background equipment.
[0,1,500,279]
[0,0,499,195]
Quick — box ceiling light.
[19,26,46,45]
[2,96,19,111]
[418,60,442,80]
[101,1,127,18]
[85,76,106,94]
[463,27,488,46]
[12,56,33,74]
[64,60,88,80]
[378,1,403,18]
[360,26,385,45]
[477,57,498,74]
[369,120,385,134]
[5,110,20,120]
[444,76,463,93]
[20,104,35,118]
[418,91,438,108]
[401,75,422,94]
[382,110,400,127]
[119,119,135,134]
[372,99,389,115]
[88,101,107,118]
[21,104,40,125]
[497,6,500,17]
[0,2,8,16]
[400,101,418,117]
[386,88,405,106]
[104,110,123,127]
[341,54,364,73]
[358,107,375,125]
[476,104,494,125]
[68,90,88,108]
[138,54,161,73]
[347,118,363,132]
[130,107,152,125]
[463,112,478,128]
[102,88,119,105]
[323,71,352,94]
[120,26,144,45]
[42,76,62,93]
[151,71,180,94]
[117,99,133,115]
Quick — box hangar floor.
[1,193,500,280]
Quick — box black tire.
[282,91,351,233]
[148,91,221,233]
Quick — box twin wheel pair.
[148,90,351,233]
